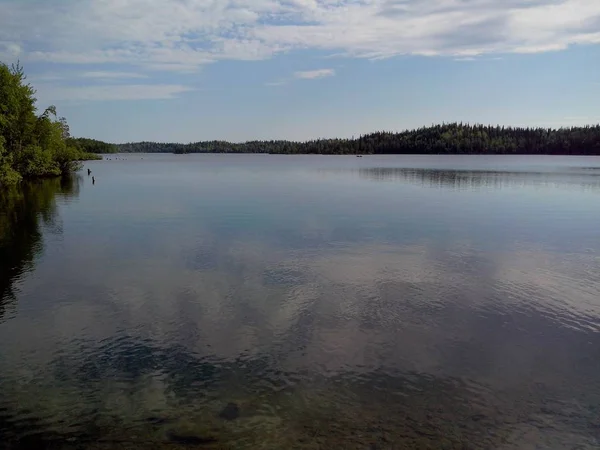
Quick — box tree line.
[4,60,599,167]
[0,62,100,187]
[114,123,600,155]
[68,137,118,154]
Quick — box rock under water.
[218,402,240,421]
[165,430,218,446]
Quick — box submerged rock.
[218,402,240,421]
[165,430,217,445]
[144,416,172,425]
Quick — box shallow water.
[1,154,600,449]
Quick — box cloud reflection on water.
[2,232,600,448]
[1,159,600,448]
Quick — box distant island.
[78,124,600,156]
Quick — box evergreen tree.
[115,123,600,156]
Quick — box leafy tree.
[0,61,89,186]
[0,62,36,157]
[0,136,21,185]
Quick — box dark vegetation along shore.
[0,62,99,187]
[3,61,600,188]
[100,123,600,156]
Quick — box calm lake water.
[1,154,600,449]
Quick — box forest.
[116,124,600,155]
[0,62,99,187]
[4,61,600,170]
[67,137,118,154]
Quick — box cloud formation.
[81,71,148,79]
[1,0,599,101]
[0,0,599,73]
[294,68,336,79]
[34,84,194,102]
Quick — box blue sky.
[0,0,599,143]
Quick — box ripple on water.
[2,159,600,448]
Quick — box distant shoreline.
[78,123,600,157]
[103,152,600,157]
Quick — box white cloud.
[35,84,194,102]
[81,71,148,79]
[265,68,335,86]
[0,41,21,57]
[29,74,65,82]
[294,68,335,79]
[1,0,599,73]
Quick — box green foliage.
[78,152,102,161]
[14,145,60,178]
[0,62,36,156]
[119,123,600,156]
[0,61,82,187]
[0,137,21,185]
[54,144,82,174]
[68,137,118,154]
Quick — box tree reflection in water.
[0,176,81,321]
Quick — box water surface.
[1,155,600,449]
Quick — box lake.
[1,154,600,449]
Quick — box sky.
[0,0,599,143]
